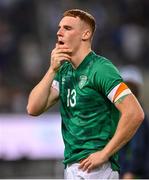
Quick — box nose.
[57,28,63,37]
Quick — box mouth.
[58,40,65,45]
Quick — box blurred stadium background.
[0,0,149,178]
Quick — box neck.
[70,45,92,69]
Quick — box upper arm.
[114,93,144,129]
[115,93,143,117]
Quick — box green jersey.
[52,51,123,171]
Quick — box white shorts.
[64,162,119,179]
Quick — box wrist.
[48,67,57,74]
[100,148,111,162]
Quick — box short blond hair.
[63,9,96,36]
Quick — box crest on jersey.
[79,75,87,89]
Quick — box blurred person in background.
[119,65,149,179]
[27,9,144,179]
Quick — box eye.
[64,26,72,30]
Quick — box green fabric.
[54,51,123,171]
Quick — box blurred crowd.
[0,0,149,113]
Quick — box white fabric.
[64,162,119,179]
[52,80,59,91]
[107,84,120,102]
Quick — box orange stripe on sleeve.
[113,83,128,102]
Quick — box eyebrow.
[64,25,72,29]
[58,25,72,29]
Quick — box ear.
[82,29,91,41]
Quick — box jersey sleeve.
[94,60,132,103]
[51,71,60,92]
[108,82,132,103]
[51,62,69,92]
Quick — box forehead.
[59,16,82,27]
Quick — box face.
[57,16,85,53]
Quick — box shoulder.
[91,53,120,75]
[90,53,123,94]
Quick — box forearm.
[102,113,143,160]
[27,68,56,115]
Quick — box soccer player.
[27,9,144,179]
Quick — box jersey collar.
[74,51,96,72]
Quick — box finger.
[79,158,89,169]
[52,49,72,57]
[82,161,92,172]
[57,49,72,54]
[87,164,93,173]
[54,54,71,61]
[52,52,71,58]
[49,47,69,55]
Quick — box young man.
[27,9,144,179]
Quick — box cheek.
[66,32,82,49]
[69,39,80,50]
[69,31,81,41]
[69,34,81,44]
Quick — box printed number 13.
[67,89,76,107]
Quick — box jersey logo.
[79,75,87,89]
